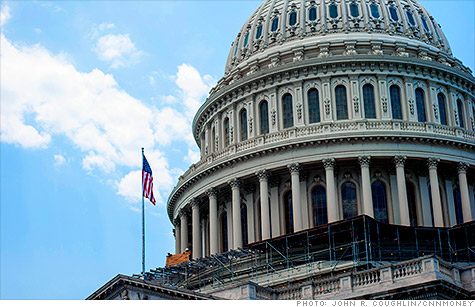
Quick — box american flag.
[142,154,156,205]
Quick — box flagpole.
[141,147,145,278]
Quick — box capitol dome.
[168,0,475,267]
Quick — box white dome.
[225,0,452,75]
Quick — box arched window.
[283,191,294,234]
[312,186,327,226]
[389,6,399,21]
[406,182,418,226]
[457,99,465,128]
[259,100,269,134]
[420,15,430,33]
[271,17,279,32]
[453,188,463,224]
[256,24,263,39]
[370,4,380,18]
[243,32,249,47]
[390,85,402,120]
[415,88,427,122]
[371,181,388,223]
[335,85,348,120]
[349,3,359,17]
[282,93,294,128]
[240,109,248,141]
[342,182,357,219]
[406,10,416,26]
[211,127,216,153]
[241,203,248,245]
[308,89,320,123]
[309,7,317,21]
[437,93,448,125]
[329,4,338,18]
[289,11,297,26]
[363,84,376,119]
[224,117,230,147]
[221,212,228,252]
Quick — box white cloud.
[1,5,10,27]
[89,22,115,40]
[161,95,179,105]
[94,33,143,68]
[34,28,42,35]
[184,148,200,164]
[54,154,66,167]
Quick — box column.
[206,188,219,255]
[323,159,338,223]
[180,209,188,253]
[393,156,410,226]
[256,170,271,240]
[229,178,242,249]
[300,172,309,229]
[458,162,473,222]
[427,158,444,227]
[288,163,303,232]
[191,200,201,259]
[174,220,181,254]
[358,156,374,218]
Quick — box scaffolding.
[144,215,475,292]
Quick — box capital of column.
[426,157,440,170]
[358,156,371,167]
[457,162,469,174]
[179,208,189,218]
[190,198,200,210]
[288,163,302,175]
[228,178,241,189]
[206,188,218,198]
[256,170,270,181]
[174,219,181,227]
[323,158,336,170]
[393,156,407,168]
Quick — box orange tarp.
[166,252,190,267]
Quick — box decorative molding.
[206,188,218,198]
[288,163,302,174]
[256,170,270,181]
[457,162,468,174]
[426,157,440,169]
[323,158,336,170]
[393,156,407,167]
[358,156,371,167]
[228,178,241,189]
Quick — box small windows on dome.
[243,32,249,47]
[406,10,416,26]
[420,15,430,33]
[370,4,380,19]
[256,24,263,39]
[271,17,279,32]
[389,6,399,21]
[349,3,359,18]
[431,20,442,41]
[234,41,239,56]
[289,11,297,26]
[309,7,317,21]
[329,4,338,19]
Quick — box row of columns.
[175,158,473,257]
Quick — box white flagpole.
[141,147,145,278]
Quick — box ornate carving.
[318,45,329,58]
[297,103,303,119]
[190,198,200,209]
[372,45,384,55]
[323,158,336,170]
[381,97,388,113]
[344,172,352,180]
[256,170,270,181]
[433,103,439,119]
[324,98,331,115]
[408,98,415,115]
[393,156,407,167]
[426,157,440,169]
[457,162,468,174]
[206,188,218,198]
[396,46,409,57]
[229,126,234,143]
[293,50,304,62]
[288,163,302,174]
[353,96,360,113]
[358,156,371,167]
[271,109,277,126]
[313,175,323,184]
[228,178,241,189]
[249,117,253,133]
[374,171,382,180]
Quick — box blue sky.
[0,0,473,300]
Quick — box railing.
[438,261,453,278]
[278,286,302,300]
[174,121,475,193]
[352,269,381,289]
[392,258,423,280]
[313,278,340,296]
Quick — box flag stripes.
[142,154,156,205]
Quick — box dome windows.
[240,109,248,141]
[224,117,230,146]
[329,4,338,19]
[289,11,297,26]
[349,3,359,18]
[438,93,448,125]
[389,6,399,21]
[457,99,465,128]
[259,101,269,134]
[420,15,430,33]
[415,88,427,122]
[309,7,317,21]
[271,17,279,32]
[406,10,416,26]
[335,85,348,120]
[390,85,402,120]
[308,89,321,123]
[282,94,294,128]
[369,4,380,18]
[243,32,249,47]
[363,84,376,119]
[256,24,263,39]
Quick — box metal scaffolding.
[144,215,475,292]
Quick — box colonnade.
[174,158,473,259]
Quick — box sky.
[0,0,474,300]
